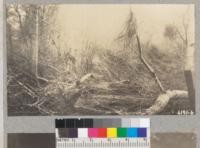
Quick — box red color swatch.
[97,128,107,138]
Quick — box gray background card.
[1,0,200,148]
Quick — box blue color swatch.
[137,128,147,137]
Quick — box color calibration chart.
[55,118,150,148]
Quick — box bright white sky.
[56,4,194,50]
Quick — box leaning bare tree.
[118,10,192,115]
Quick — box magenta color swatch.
[88,128,98,138]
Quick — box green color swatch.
[117,128,127,137]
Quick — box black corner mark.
[55,119,65,128]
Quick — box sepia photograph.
[6,4,195,116]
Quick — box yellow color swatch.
[107,128,117,138]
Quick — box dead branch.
[136,34,165,92]
[176,28,185,44]
[13,78,50,113]
[36,75,49,83]
[39,62,61,73]
[14,5,23,34]
[28,73,95,113]
[10,91,25,97]
[75,100,123,115]
[14,79,38,98]
[7,75,14,85]
[37,104,56,115]
[80,73,94,83]
[37,97,48,106]
[11,75,48,108]
[74,104,107,114]
[27,97,45,107]
[135,33,189,114]
[27,97,56,115]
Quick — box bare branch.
[136,34,165,92]
[14,5,23,32]
[14,79,38,98]
[36,75,49,83]
[175,28,186,44]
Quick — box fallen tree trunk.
[19,71,189,115]
[145,90,188,115]
[62,73,189,115]
[135,33,189,115]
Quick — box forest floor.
[7,45,191,116]
[8,76,191,116]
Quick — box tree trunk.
[6,22,13,52]
[30,8,39,76]
[136,34,165,92]
[145,90,188,115]
[6,8,13,52]
[184,44,195,113]
[142,44,194,115]
[31,8,48,83]
[34,8,39,76]
[135,32,191,115]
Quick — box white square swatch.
[78,128,88,138]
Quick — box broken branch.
[136,34,165,92]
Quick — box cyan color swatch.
[127,128,137,137]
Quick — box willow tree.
[118,10,189,114]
